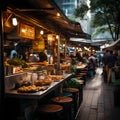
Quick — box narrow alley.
[76,67,120,120]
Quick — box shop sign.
[47,34,55,44]
[19,23,35,39]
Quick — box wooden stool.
[63,88,79,116]
[77,73,87,85]
[38,104,63,120]
[51,96,73,120]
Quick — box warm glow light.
[12,17,17,26]
[78,48,82,51]
[57,13,60,17]
[40,30,44,35]
[56,35,59,39]
[21,28,26,33]
[47,34,55,44]
[63,44,65,47]
[84,46,90,51]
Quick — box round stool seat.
[39,104,63,113]
[38,104,63,120]
[63,87,79,93]
[51,96,73,120]
[52,96,72,103]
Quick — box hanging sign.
[19,23,35,39]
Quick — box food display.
[34,79,52,86]
[15,80,31,89]
[17,85,48,93]
[17,85,39,93]
[48,75,64,82]
[16,74,65,93]
[5,57,69,95]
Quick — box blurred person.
[88,53,96,62]
[76,51,83,62]
[39,50,47,62]
[102,50,110,82]
[22,49,29,62]
[88,58,96,77]
[89,53,97,67]
[28,48,39,62]
[106,50,117,84]
[98,53,102,67]
[10,49,17,59]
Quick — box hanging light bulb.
[12,17,17,26]
[40,30,44,35]
[56,35,59,39]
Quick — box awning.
[2,0,90,39]
[103,39,120,50]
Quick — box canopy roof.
[3,0,90,39]
[103,39,120,50]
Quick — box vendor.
[10,49,17,59]
[28,48,39,62]
[39,50,47,62]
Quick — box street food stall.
[0,0,90,119]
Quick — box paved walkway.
[76,67,120,120]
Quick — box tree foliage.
[74,4,89,19]
[74,0,120,41]
[90,0,120,41]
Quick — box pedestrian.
[102,50,109,82]
[106,50,117,84]
[88,58,96,77]
[98,53,102,67]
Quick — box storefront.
[0,0,90,119]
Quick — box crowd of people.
[68,51,98,78]
[68,49,120,82]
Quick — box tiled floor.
[76,67,120,120]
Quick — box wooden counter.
[5,74,73,100]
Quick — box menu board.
[19,23,35,39]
